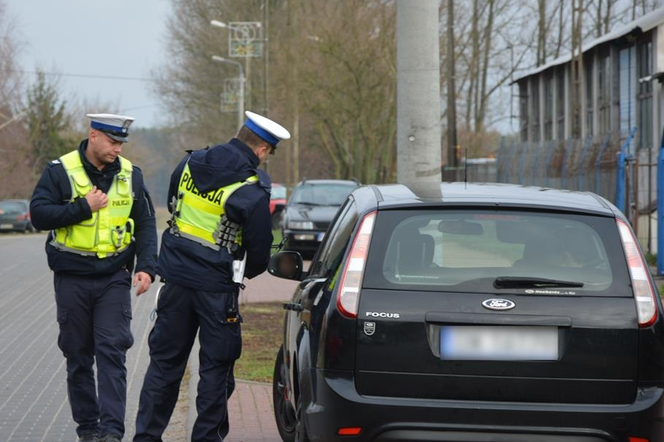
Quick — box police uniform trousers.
[55,269,134,438]
[134,282,241,442]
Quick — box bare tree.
[294,0,397,183]
[150,0,664,183]
[450,0,532,134]
[585,0,619,37]
[0,0,34,198]
[152,0,241,147]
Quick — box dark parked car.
[281,179,359,256]
[0,199,37,233]
[269,182,664,442]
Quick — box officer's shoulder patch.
[256,169,271,185]
[255,170,272,193]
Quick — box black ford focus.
[269,182,664,442]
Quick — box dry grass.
[235,302,285,382]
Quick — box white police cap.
[244,111,291,147]
[86,113,135,143]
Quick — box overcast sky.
[7,0,172,128]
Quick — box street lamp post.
[212,55,245,131]
[210,19,264,115]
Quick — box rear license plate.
[0,223,13,229]
[440,326,558,361]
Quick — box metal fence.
[495,133,627,202]
[469,130,661,263]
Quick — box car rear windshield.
[291,183,356,206]
[271,186,287,199]
[363,209,632,296]
[0,202,26,214]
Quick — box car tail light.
[629,437,649,442]
[336,211,376,318]
[617,219,658,328]
[338,427,362,436]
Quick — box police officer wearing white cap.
[30,113,158,442]
[134,111,290,442]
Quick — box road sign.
[220,78,245,112]
[228,22,263,57]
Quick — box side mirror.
[268,251,305,281]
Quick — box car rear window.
[291,183,357,206]
[0,202,26,214]
[271,186,287,199]
[363,209,632,296]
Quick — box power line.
[14,69,155,82]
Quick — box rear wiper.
[493,276,584,289]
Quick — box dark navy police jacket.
[30,140,158,279]
[157,138,273,292]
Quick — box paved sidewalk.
[227,381,280,441]
[0,233,299,442]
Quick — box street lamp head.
[210,20,228,29]
[211,55,244,79]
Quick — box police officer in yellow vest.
[30,114,158,442]
[133,111,289,442]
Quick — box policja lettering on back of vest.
[179,171,225,204]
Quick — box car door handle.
[283,302,304,312]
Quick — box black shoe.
[77,432,98,442]
[98,434,121,442]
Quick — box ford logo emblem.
[482,299,516,311]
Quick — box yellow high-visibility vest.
[171,161,258,250]
[51,150,134,258]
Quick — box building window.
[531,79,540,142]
[619,45,636,142]
[585,57,594,137]
[519,82,528,142]
[597,51,611,135]
[556,68,565,140]
[637,39,653,150]
[544,71,554,140]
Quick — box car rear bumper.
[0,221,29,232]
[304,369,664,442]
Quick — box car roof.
[298,179,359,186]
[360,183,619,217]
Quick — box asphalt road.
[0,232,298,442]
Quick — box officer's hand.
[85,186,108,212]
[133,271,152,297]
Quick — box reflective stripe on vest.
[171,162,258,250]
[51,150,134,258]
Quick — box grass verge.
[234,302,285,382]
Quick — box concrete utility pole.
[396,0,442,184]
